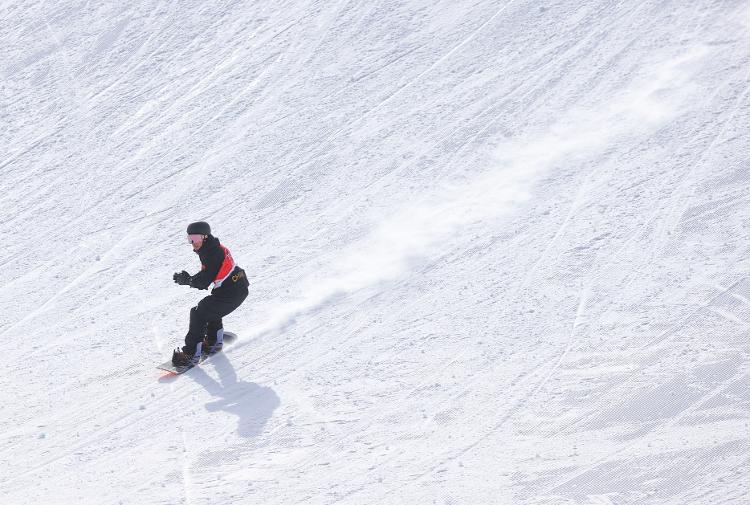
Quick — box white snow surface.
[2,1,750,504]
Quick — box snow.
[2,1,750,504]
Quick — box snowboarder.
[171,221,249,367]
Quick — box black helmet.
[187,221,211,236]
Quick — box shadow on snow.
[186,351,280,438]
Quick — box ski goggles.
[188,234,204,244]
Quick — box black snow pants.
[183,269,249,354]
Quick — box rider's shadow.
[189,352,280,438]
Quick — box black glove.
[173,270,191,285]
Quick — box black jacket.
[189,235,247,294]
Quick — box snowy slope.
[2,1,750,504]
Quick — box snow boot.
[203,328,224,355]
[172,342,203,367]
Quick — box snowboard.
[157,331,237,375]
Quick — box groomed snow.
[2,1,749,504]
